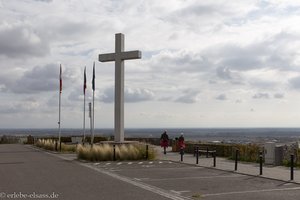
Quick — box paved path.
[0,144,170,200]
[1,144,300,200]
[85,159,300,200]
[156,146,300,183]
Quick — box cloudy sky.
[1,0,300,128]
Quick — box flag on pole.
[83,66,87,144]
[58,64,62,151]
[92,62,95,91]
[91,62,95,146]
[83,66,87,94]
[59,64,62,93]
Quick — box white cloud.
[10,64,58,93]
[148,50,210,74]
[216,94,227,101]
[253,93,270,99]
[0,97,40,114]
[166,0,258,31]
[126,88,155,103]
[289,76,300,89]
[175,89,201,104]
[34,0,53,3]
[1,0,300,128]
[0,22,49,58]
[216,67,232,80]
[274,93,284,99]
[100,87,154,103]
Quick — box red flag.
[83,66,86,94]
[59,65,62,93]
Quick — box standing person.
[178,132,185,149]
[160,130,169,154]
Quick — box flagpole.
[59,90,61,150]
[83,89,86,144]
[83,67,86,145]
[91,62,95,147]
[89,102,92,145]
[92,89,94,146]
[58,64,62,151]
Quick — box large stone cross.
[99,33,142,142]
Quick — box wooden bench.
[194,146,216,158]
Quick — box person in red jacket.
[178,132,185,149]
[160,130,169,154]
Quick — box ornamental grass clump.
[76,143,156,161]
[61,143,77,152]
[91,144,113,161]
[134,143,156,160]
[77,144,91,160]
[36,139,56,151]
[35,139,76,153]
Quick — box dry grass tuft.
[35,139,76,153]
[76,143,157,161]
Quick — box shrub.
[0,135,19,144]
[36,139,56,151]
[35,139,76,153]
[76,143,157,161]
[183,142,262,163]
[183,142,235,157]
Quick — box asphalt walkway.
[156,146,300,183]
[1,144,300,200]
[0,144,170,200]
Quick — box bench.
[194,146,216,158]
[71,136,83,144]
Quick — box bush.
[183,142,262,163]
[76,143,156,161]
[35,139,56,151]
[183,142,235,157]
[35,139,76,153]
[0,135,19,144]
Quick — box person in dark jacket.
[178,132,185,149]
[160,130,169,154]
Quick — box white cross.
[99,33,142,142]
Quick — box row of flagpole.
[58,62,96,148]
